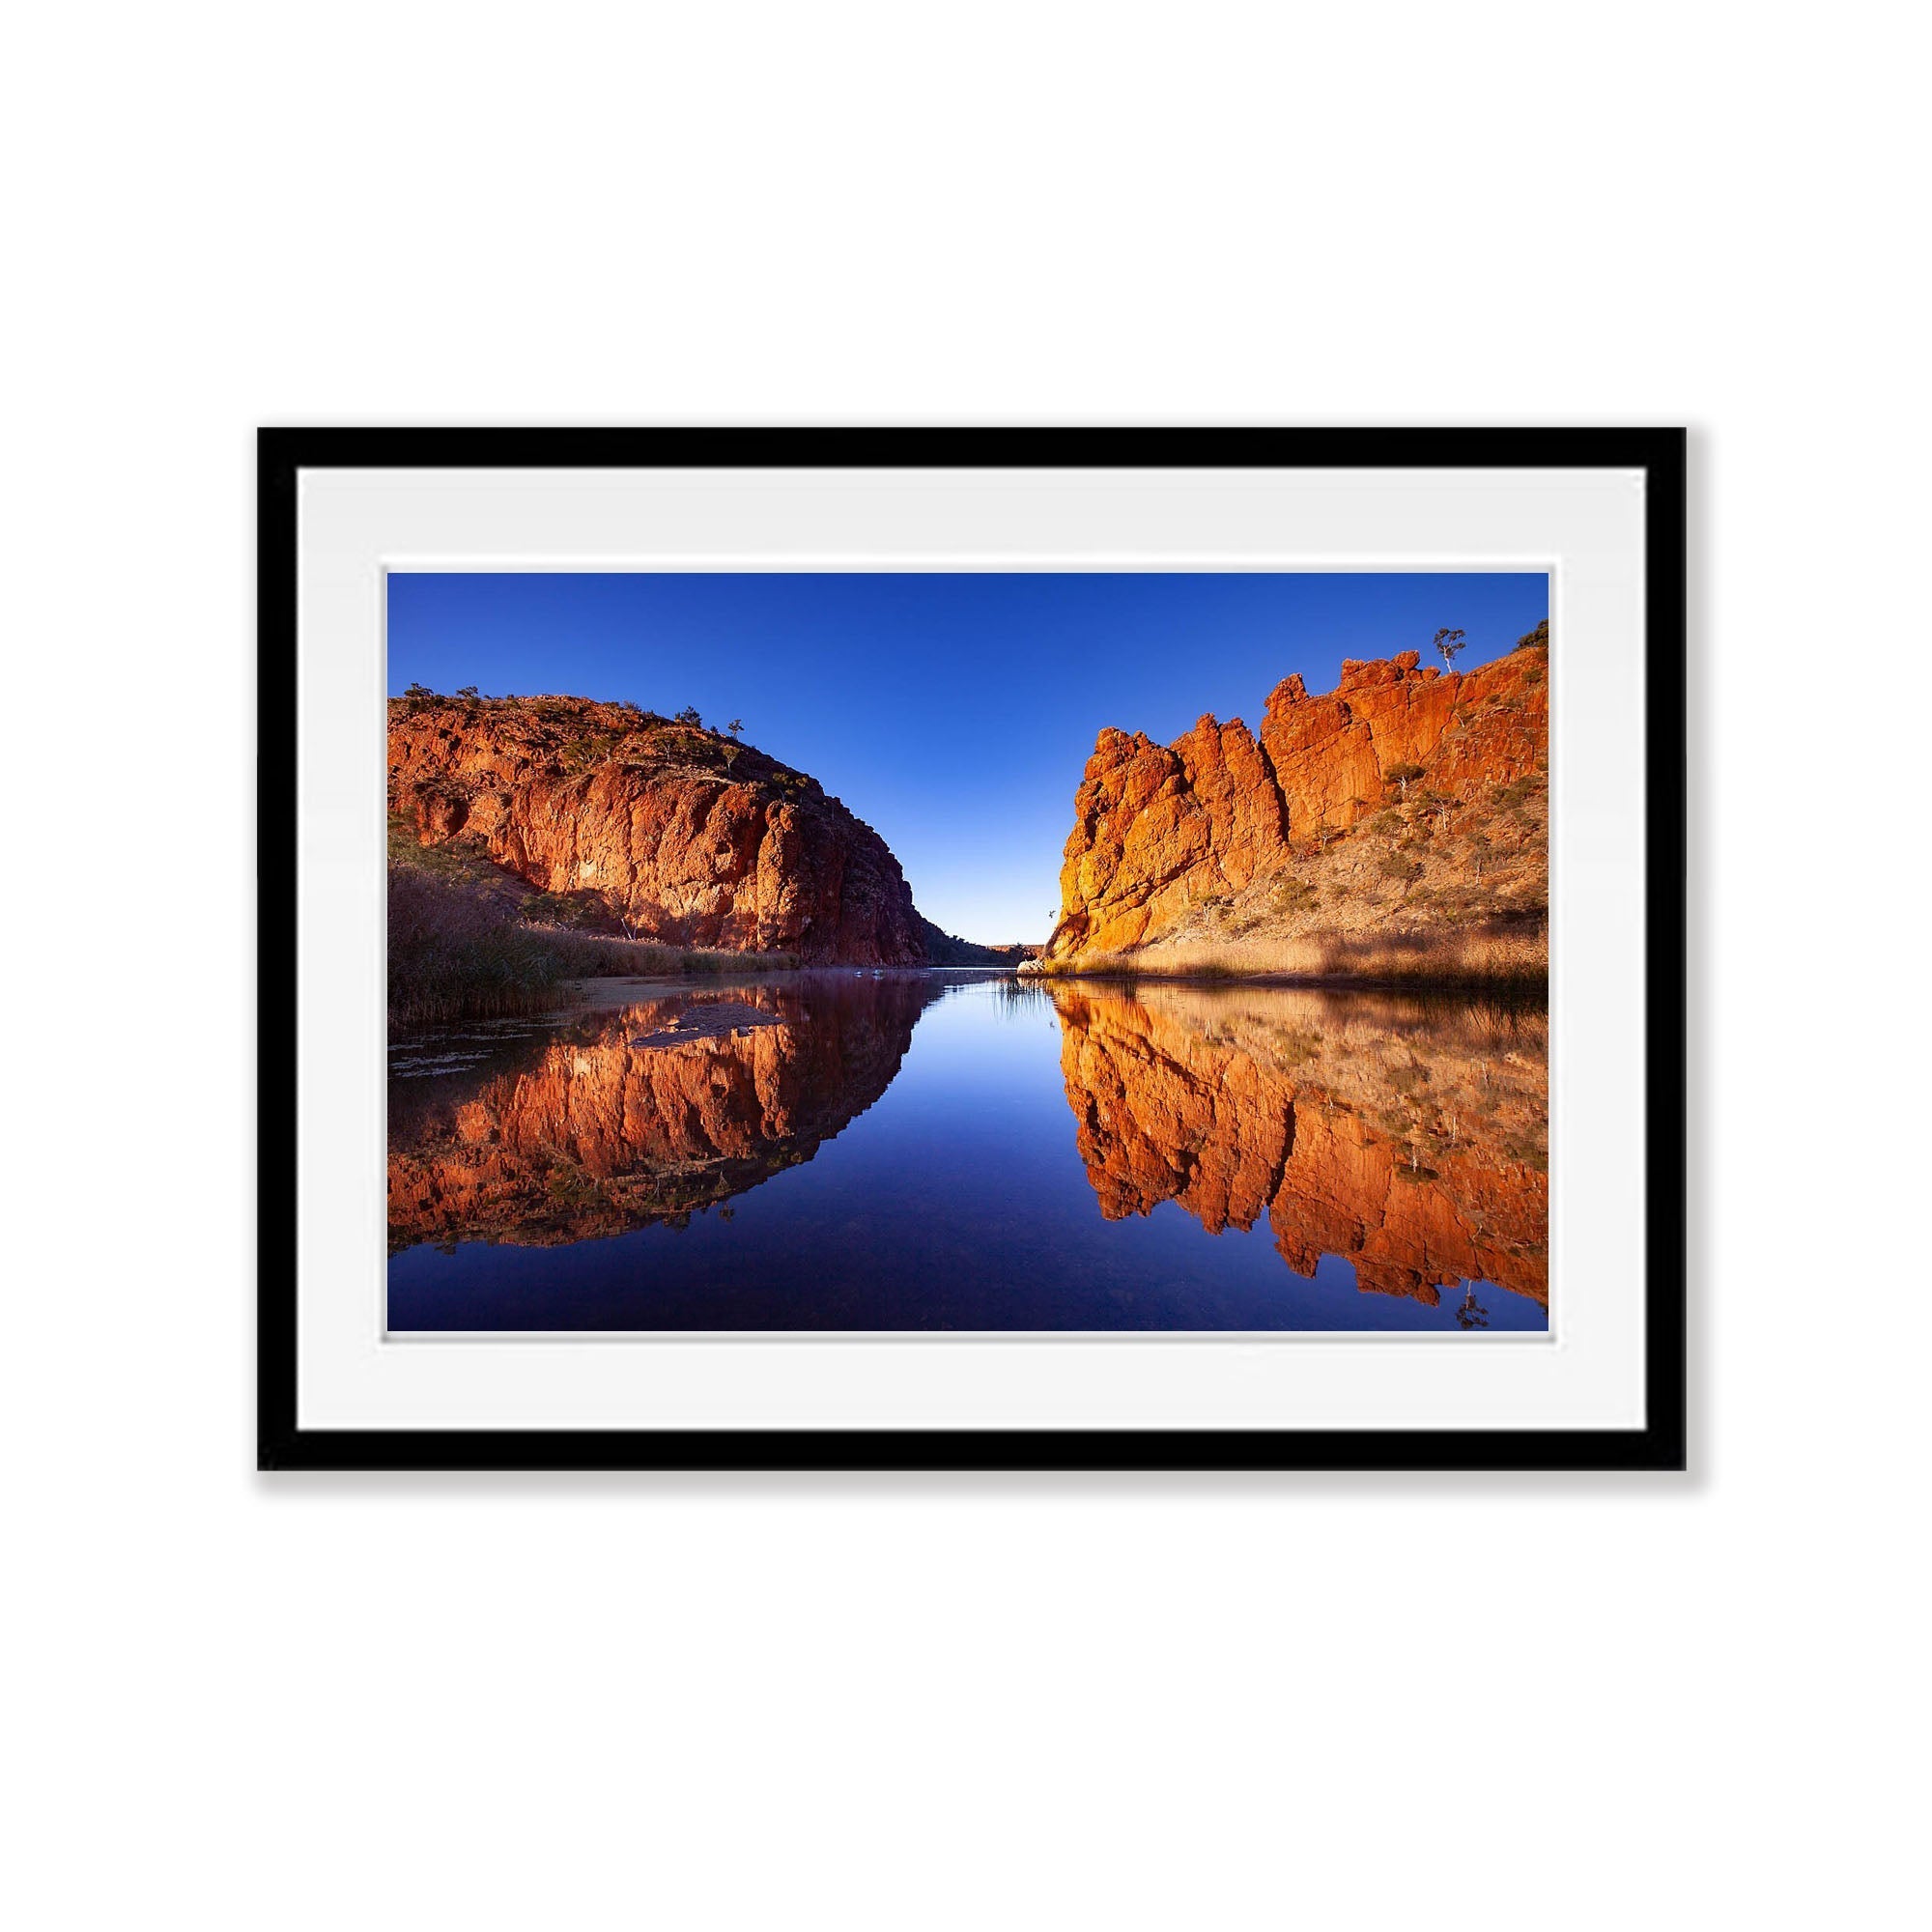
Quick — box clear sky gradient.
[388,572,1548,942]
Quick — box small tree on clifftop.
[1432,627,1467,670]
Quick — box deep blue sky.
[388,572,1547,941]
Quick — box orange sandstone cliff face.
[1051,983,1548,1308]
[1044,646,1548,962]
[389,696,924,964]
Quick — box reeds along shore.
[387,863,799,1030]
[1024,920,1548,991]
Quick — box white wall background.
[4,5,1924,1928]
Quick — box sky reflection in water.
[387,974,1548,1333]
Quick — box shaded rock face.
[389,696,924,964]
[1050,982,1548,1308]
[1047,647,1548,959]
[388,978,945,1251]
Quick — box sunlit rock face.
[1045,647,1549,960]
[1050,983,1548,1306]
[388,696,924,963]
[387,979,943,1251]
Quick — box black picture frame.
[258,427,1686,1473]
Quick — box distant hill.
[914,916,1032,969]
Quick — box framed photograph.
[260,428,1685,1471]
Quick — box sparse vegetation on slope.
[1037,638,1550,987]
[388,817,799,1027]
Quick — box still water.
[388,973,1548,1332]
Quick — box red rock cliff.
[389,695,923,964]
[1046,644,1548,960]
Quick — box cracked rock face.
[1045,647,1548,960]
[388,696,924,964]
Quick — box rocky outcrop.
[388,978,944,1251]
[1044,644,1548,961]
[1052,981,1548,1307]
[389,696,924,964]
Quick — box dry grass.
[1028,919,1547,990]
[388,862,800,1028]
[533,930,802,980]
[387,864,566,1027]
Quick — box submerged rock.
[627,1002,787,1050]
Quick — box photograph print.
[386,569,1552,1335]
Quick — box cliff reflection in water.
[388,971,1547,1330]
[1047,981,1548,1311]
[388,976,942,1253]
